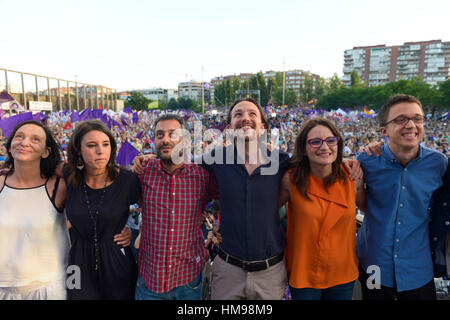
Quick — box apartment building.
[343,40,450,86]
[177,80,210,103]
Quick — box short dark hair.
[152,114,186,136]
[226,97,269,129]
[3,120,61,178]
[378,94,423,126]
[64,120,119,187]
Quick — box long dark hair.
[3,120,61,178]
[64,120,119,187]
[290,117,346,200]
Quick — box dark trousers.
[358,265,436,300]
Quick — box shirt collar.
[156,159,186,176]
[382,142,423,164]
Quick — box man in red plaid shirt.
[134,114,218,300]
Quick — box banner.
[29,101,53,111]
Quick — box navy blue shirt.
[357,143,447,291]
[200,145,290,261]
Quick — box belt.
[218,248,283,272]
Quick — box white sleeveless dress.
[0,181,70,300]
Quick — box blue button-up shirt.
[200,145,290,261]
[356,143,447,292]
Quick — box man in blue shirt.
[357,94,448,300]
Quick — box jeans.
[289,281,355,300]
[135,273,202,300]
[130,228,139,262]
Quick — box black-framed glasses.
[384,115,425,126]
[307,137,339,148]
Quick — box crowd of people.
[0,94,449,301]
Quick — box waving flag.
[100,113,111,129]
[363,106,371,115]
[63,119,73,130]
[80,107,92,121]
[0,112,33,137]
[132,112,139,124]
[136,130,144,139]
[70,111,80,123]
[116,140,140,167]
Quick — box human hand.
[131,154,155,175]
[114,226,132,247]
[342,159,363,180]
[359,140,385,157]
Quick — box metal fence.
[0,68,118,111]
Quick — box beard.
[156,144,184,165]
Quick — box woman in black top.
[63,120,141,300]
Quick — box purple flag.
[212,121,227,132]
[116,140,140,167]
[70,111,80,123]
[0,112,33,137]
[132,112,138,124]
[33,112,42,122]
[0,109,4,120]
[121,115,129,127]
[80,107,92,121]
[0,90,15,104]
[92,109,103,119]
[100,113,111,129]
[110,118,122,128]
[136,130,144,139]
[124,107,133,114]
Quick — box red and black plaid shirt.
[138,159,218,293]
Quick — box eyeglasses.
[307,137,339,148]
[384,115,425,126]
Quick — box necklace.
[82,177,108,271]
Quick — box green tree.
[214,82,226,106]
[300,74,314,102]
[125,92,152,111]
[225,77,233,106]
[167,97,179,110]
[232,78,241,97]
[314,77,326,99]
[350,70,363,87]
[257,72,269,107]
[328,73,344,92]
[438,79,450,108]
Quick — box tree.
[314,77,326,99]
[225,77,233,106]
[167,98,179,110]
[300,74,314,102]
[257,72,269,107]
[125,92,152,111]
[438,79,450,108]
[350,70,363,87]
[214,82,226,106]
[328,73,344,92]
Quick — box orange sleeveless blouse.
[285,169,358,289]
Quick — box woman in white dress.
[0,120,70,300]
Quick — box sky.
[1,0,449,91]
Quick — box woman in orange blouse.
[279,118,366,300]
